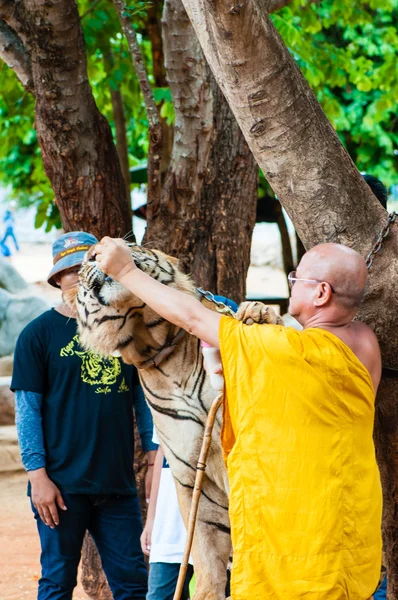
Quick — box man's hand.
[95,237,136,281]
[29,468,67,528]
[140,519,154,556]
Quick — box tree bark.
[4,0,132,240]
[0,19,33,91]
[146,2,174,180]
[110,87,131,213]
[144,0,258,303]
[147,1,167,88]
[275,202,294,278]
[180,0,398,592]
[295,232,306,265]
[112,0,163,213]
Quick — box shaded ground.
[0,472,86,600]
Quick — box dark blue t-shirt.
[11,309,143,495]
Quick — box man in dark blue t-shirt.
[11,232,157,600]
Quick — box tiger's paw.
[236,301,284,326]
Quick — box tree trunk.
[1,4,140,597]
[112,0,163,217]
[110,87,132,215]
[144,0,258,303]
[146,2,174,180]
[11,0,132,239]
[295,232,306,265]
[275,202,294,278]
[180,0,398,592]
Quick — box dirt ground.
[0,472,86,600]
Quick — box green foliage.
[0,0,397,231]
[271,0,398,188]
[0,66,57,224]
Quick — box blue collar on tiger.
[47,231,98,288]
[213,295,238,314]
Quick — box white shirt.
[150,428,193,564]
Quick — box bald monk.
[95,240,382,600]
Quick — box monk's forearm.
[118,268,221,346]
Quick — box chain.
[365,211,398,270]
[196,287,236,317]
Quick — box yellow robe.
[219,318,382,600]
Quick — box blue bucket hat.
[47,231,98,288]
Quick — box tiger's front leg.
[175,478,231,600]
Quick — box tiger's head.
[66,244,195,368]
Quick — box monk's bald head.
[298,243,367,311]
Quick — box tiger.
[67,243,282,600]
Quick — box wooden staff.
[172,392,224,600]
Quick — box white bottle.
[201,342,224,391]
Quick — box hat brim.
[47,251,88,288]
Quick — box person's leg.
[9,228,19,251]
[31,493,90,600]
[90,494,148,600]
[147,563,181,600]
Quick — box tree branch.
[112,0,162,208]
[0,19,33,92]
[80,0,103,20]
[112,1,160,129]
[0,0,22,34]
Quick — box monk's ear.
[313,282,332,307]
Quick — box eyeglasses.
[288,271,335,293]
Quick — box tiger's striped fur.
[71,244,281,600]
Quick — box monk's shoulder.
[348,321,381,391]
[350,321,380,350]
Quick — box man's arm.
[15,390,46,471]
[15,390,66,528]
[95,237,222,347]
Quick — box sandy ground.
[0,472,86,600]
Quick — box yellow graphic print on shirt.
[60,334,129,394]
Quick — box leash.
[196,288,236,317]
[172,392,224,600]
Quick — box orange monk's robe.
[219,318,382,600]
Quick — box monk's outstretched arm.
[95,237,222,347]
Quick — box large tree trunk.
[144,0,258,303]
[180,0,398,593]
[8,0,132,239]
[110,86,131,212]
[146,1,174,180]
[0,3,139,597]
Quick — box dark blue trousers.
[31,492,148,600]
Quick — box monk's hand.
[95,237,136,281]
